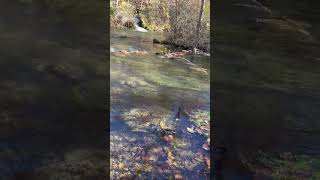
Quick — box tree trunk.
[174,0,178,36]
[193,0,205,52]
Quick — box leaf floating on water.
[186,127,195,133]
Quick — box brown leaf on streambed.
[163,134,174,142]
[202,143,209,151]
[174,173,183,180]
[142,153,151,161]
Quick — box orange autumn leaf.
[175,173,183,180]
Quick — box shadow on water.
[214,0,320,179]
[0,1,106,179]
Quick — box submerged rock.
[153,39,161,44]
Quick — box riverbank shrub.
[138,0,170,32]
[166,0,210,52]
[110,1,136,28]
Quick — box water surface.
[214,0,320,178]
[0,1,106,179]
[110,28,210,179]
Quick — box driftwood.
[111,49,148,55]
[162,51,208,75]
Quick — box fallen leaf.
[167,151,174,160]
[118,162,125,169]
[160,119,167,129]
[202,143,209,151]
[163,134,174,142]
[186,127,195,133]
[142,154,151,161]
[175,173,183,180]
[149,154,157,161]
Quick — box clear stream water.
[110,28,210,179]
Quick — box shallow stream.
[110,28,210,179]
